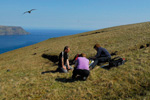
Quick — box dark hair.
[81,53,86,57]
[93,44,100,49]
[64,46,69,51]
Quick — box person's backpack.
[109,56,126,67]
[71,54,82,64]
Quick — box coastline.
[0,29,91,54]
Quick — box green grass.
[0,22,150,100]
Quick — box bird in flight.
[23,9,36,14]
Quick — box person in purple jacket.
[72,53,90,81]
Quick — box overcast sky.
[0,0,149,30]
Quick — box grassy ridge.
[0,22,150,99]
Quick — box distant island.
[0,25,29,35]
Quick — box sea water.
[0,29,90,54]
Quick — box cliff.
[0,25,29,35]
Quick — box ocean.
[0,29,90,54]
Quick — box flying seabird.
[23,9,36,14]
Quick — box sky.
[0,0,150,30]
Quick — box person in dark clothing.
[72,53,90,81]
[89,44,111,69]
[57,46,73,73]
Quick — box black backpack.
[109,56,126,67]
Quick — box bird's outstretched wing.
[23,11,29,14]
[30,9,36,11]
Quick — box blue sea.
[0,29,90,54]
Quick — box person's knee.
[69,66,73,69]
[60,68,68,73]
[63,70,68,73]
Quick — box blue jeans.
[58,65,73,73]
[90,57,111,69]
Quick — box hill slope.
[0,22,150,99]
[0,25,29,35]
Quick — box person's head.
[93,44,100,51]
[64,46,70,53]
[81,53,86,58]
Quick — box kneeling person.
[57,46,73,73]
[72,53,90,81]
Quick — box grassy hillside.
[0,22,150,99]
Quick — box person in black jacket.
[57,46,73,73]
[89,44,111,69]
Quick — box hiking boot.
[83,77,87,81]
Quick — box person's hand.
[68,67,71,70]
[63,66,67,70]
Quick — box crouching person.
[72,53,90,81]
[57,46,73,73]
